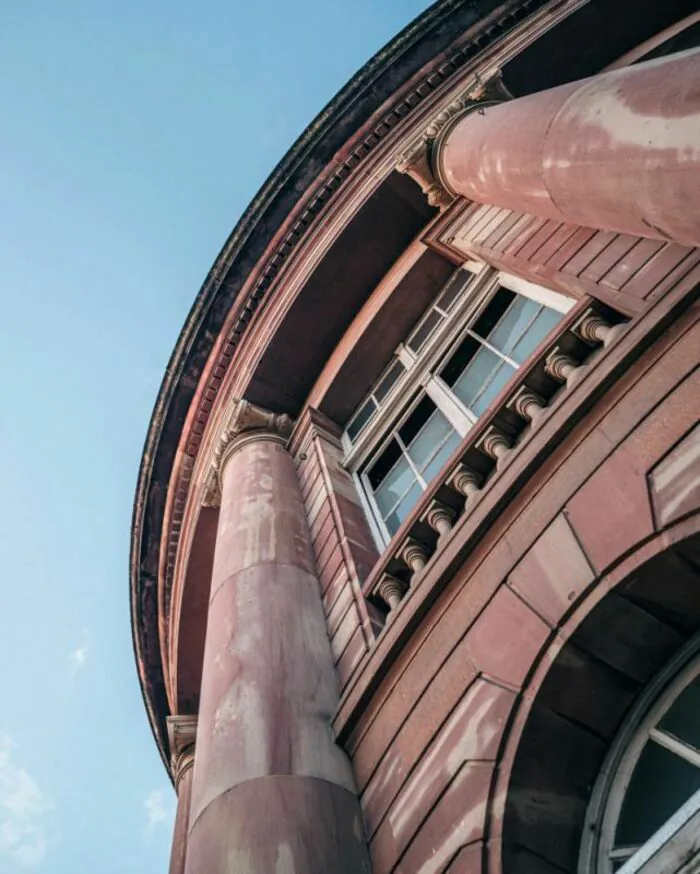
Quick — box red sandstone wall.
[292,410,380,691]
[283,189,700,869]
[341,282,700,872]
[440,201,699,317]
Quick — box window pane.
[374,358,405,402]
[439,334,480,388]
[367,437,402,489]
[471,287,515,341]
[407,408,455,470]
[511,307,562,364]
[436,272,470,313]
[423,429,461,482]
[372,454,415,516]
[615,740,700,848]
[486,297,540,355]
[452,346,501,411]
[346,398,377,442]
[398,395,436,447]
[472,360,516,416]
[385,481,423,535]
[658,676,700,752]
[407,309,443,353]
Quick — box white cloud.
[69,645,89,674]
[69,630,90,678]
[143,790,172,835]
[0,735,55,869]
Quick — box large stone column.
[167,716,197,874]
[434,49,700,246]
[184,401,370,873]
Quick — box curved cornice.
[129,0,559,774]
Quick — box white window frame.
[343,266,573,548]
[358,390,462,545]
[580,639,700,874]
[616,789,700,874]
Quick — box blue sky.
[0,1,430,871]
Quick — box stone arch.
[492,516,700,874]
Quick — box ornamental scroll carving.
[202,399,294,508]
[166,715,197,790]
[396,69,513,209]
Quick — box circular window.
[581,644,700,873]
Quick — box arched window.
[581,644,700,873]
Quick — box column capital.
[396,139,454,210]
[205,399,294,507]
[167,715,197,789]
[396,69,511,209]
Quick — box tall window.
[343,265,572,546]
[582,650,700,874]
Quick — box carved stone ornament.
[396,69,511,208]
[201,470,222,508]
[396,140,455,210]
[376,574,405,612]
[167,715,197,789]
[477,427,512,462]
[422,500,456,543]
[400,537,429,575]
[507,385,547,423]
[572,308,626,348]
[205,399,294,504]
[544,348,580,384]
[448,464,482,500]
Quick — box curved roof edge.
[130,0,531,772]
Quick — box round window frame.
[578,633,700,874]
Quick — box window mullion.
[465,329,519,369]
[609,845,641,859]
[397,344,416,369]
[358,469,392,548]
[423,376,473,437]
[649,728,700,768]
[395,432,427,488]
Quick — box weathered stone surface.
[186,433,367,872]
[650,422,700,528]
[187,777,369,874]
[508,513,595,626]
[439,50,700,246]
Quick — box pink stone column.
[167,716,197,874]
[435,49,700,246]
[185,426,369,873]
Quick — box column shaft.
[169,763,193,874]
[437,49,700,246]
[185,432,369,873]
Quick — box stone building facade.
[130,2,700,872]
